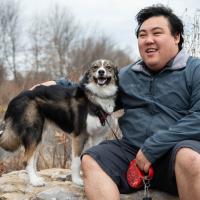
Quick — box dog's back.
[0,85,87,152]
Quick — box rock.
[0,169,85,200]
[32,187,80,200]
[121,191,179,200]
[0,168,179,200]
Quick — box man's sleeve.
[55,78,78,88]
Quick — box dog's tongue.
[98,78,107,85]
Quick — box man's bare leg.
[82,155,120,200]
[175,148,200,200]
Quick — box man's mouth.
[145,48,158,53]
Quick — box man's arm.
[30,81,56,90]
[141,110,200,164]
[141,59,200,164]
[30,78,78,90]
[55,78,78,88]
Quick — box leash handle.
[127,159,154,189]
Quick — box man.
[37,4,200,200]
[80,5,200,200]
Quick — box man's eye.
[154,32,162,35]
[139,34,146,38]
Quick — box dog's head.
[81,59,118,98]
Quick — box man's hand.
[135,149,151,173]
[30,81,56,90]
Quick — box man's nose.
[145,35,154,44]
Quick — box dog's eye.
[92,65,99,70]
[106,65,112,70]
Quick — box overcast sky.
[20,0,199,59]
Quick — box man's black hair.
[135,4,184,50]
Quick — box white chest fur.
[95,98,115,113]
[86,113,117,147]
[86,114,109,136]
[85,83,117,114]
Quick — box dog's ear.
[114,66,119,83]
[79,70,90,87]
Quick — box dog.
[0,59,118,186]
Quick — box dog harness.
[95,109,109,126]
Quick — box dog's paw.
[30,176,45,187]
[72,177,84,186]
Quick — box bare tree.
[0,0,8,77]
[184,9,200,57]
[43,5,79,78]
[0,64,6,84]
[28,16,49,77]
[0,0,22,82]
[68,35,132,80]
[0,2,132,84]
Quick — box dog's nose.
[98,70,105,76]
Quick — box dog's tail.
[0,120,20,151]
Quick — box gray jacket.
[118,50,200,163]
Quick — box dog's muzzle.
[94,69,111,86]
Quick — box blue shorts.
[82,139,200,195]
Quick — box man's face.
[138,16,180,72]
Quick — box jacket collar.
[131,49,190,75]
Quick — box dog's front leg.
[71,155,83,186]
[71,133,87,186]
[24,145,45,186]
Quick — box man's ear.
[174,33,180,45]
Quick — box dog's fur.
[0,59,118,186]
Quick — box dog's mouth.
[94,76,111,86]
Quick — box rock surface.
[0,168,179,200]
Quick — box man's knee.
[175,147,200,176]
[81,154,100,174]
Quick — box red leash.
[127,159,154,189]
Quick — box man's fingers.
[136,161,149,173]
[135,149,151,173]
[143,163,150,173]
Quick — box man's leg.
[175,147,200,200]
[82,155,120,200]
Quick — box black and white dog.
[0,59,118,186]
